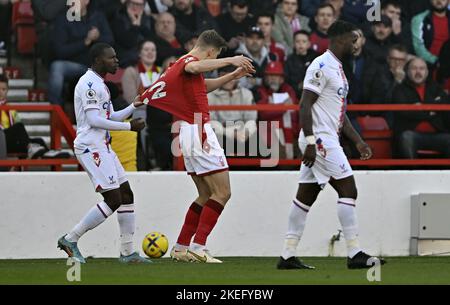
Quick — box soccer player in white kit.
[57,43,149,264]
[277,21,386,269]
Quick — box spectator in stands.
[111,0,154,68]
[146,61,174,171]
[326,0,344,20]
[365,44,409,105]
[257,61,299,159]
[170,0,219,43]
[31,0,68,67]
[437,40,450,93]
[381,0,413,52]
[147,0,173,15]
[183,32,199,52]
[208,65,257,155]
[257,12,286,62]
[411,0,449,66]
[346,29,369,105]
[122,40,162,104]
[216,0,255,53]
[309,3,335,54]
[300,0,321,18]
[235,26,270,91]
[202,0,225,17]
[284,30,319,98]
[364,15,399,65]
[0,0,12,53]
[272,0,311,55]
[391,57,450,158]
[340,0,370,26]
[48,0,114,106]
[152,12,185,65]
[0,75,69,159]
[247,0,278,17]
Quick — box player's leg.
[58,187,121,263]
[171,175,211,262]
[116,181,151,263]
[58,151,122,263]
[277,183,321,270]
[188,171,231,263]
[329,176,385,268]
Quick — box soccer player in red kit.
[141,30,255,263]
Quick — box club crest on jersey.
[92,152,101,167]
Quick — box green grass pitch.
[1,257,450,285]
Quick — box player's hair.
[381,0,401,10]
[0,74,8,86]
[89,42,113,65]
[196,30,228,52]
[257,12,275,23]
[315,3,336,16]
[293,30,311,40]
[327,20,358,39]
[389,44,408,54]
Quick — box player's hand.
[232,67,254,79]
[133,95,145,107]
[228,55,254,72]
[130,118,146,132]
[302,144,316,168]
[356,141,372,160]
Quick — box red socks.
[176,202,203,246]
[193,199,224,246]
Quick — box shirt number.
[149,81,167,100]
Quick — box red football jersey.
[141,55,210,125]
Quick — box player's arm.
[109,96,144,122]
[85,108,145,132]
[342,115,372,160]
[184,55,254,75]
[300,89,319,168]
[205,67,254,93]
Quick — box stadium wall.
[1,171,449,259]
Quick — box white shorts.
[179,122,228,176]
[77,147,127,192]
[298,136,353,187]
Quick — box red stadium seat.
[11,1,34,29]
[3,66,21,79]
[357,116,393,158]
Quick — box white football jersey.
[301,50,349,148]
[74,69,113,154]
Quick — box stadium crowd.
[0,0,449,170]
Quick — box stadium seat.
[3,66,21,79]
[11,1,37,55]
[28,89,47,102]
[357,116,393,158]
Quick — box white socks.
[337,198,362,258]
[117,204,136,256]
[65,201,113,243]
[281,199,310,260]
[190,242,205,253]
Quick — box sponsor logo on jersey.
[340,163,349,173]
[86,99,97,105]
[319,62,325,69]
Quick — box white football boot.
[187,248,222,263]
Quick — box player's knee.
[121,189,134,205]
[338,187,358,200]
[103,189,123,211]
[213,187,231,203]
[296,194,316,207]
